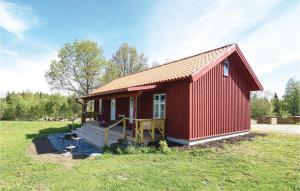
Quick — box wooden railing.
[104,118,127,146]
[104,118,166,146]
[82,112,98,124]
[125,118,165,144]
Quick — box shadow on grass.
[25,125,89,160]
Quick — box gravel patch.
[251,124,300,135]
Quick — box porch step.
[79,126,122,141]
[73,125,122,148]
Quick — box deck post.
[135,120,139,143]
[81,100,87,125]
[151,119,155,141]
[132,96,137,138]
[105,129,108,146]
[123,119,127,139]
[140,121,144,144]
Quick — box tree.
[282,78,300,116]
[251,93,272,119]
[101,61,120,84]
[103,43,147,83]
[45,40,107,96]
[151,61,160,67]
[271,93,281,116]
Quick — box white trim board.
[167,131,249,145]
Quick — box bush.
[159,140,171,153]
[102,139,160,155]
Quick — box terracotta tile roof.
[89,44,235,96]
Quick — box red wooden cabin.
[78,44,263,146]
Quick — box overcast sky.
[0,0,299,98]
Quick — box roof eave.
[79,84,162,99]
[190,44,236,81]
[190,44,263,91]
[234,45,264,91]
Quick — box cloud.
[143,0,283,63]
[0,46,19,56]
[143,0,300,96]
[0,0,39,37]
[0,51,57,94]
[240,4,300,75]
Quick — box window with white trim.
[224,58,229,76]
[99,99,102,113]
[153,94,166,119]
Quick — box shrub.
[159,140,171,153]
[102,139,160,155]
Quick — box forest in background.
[251,78,299,119]
[0,92,81,120]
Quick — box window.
[99,99,102,113]
[153,94,166,119]
[224,58,229,76]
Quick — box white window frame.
[153,94,166,119]
[224,58,229,76]
[111,99,116,121]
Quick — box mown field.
[0,121,299,191]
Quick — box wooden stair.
[73,124,121,148]
[74,120,165,148]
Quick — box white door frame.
[129,97,134,123]
[110,99,116,121]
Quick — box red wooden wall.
[166,80,190,139]
[101,99,110,122]
[95,83,190,139]
[189,54,251,140]
[139,90,164,119]
[138,83,190,139]
[116,98,129,120]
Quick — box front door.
[129,97,134,123]
[110,99,116,121]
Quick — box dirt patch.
[26,136,82,168]
[171,132,267,151]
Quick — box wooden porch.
[74,118,165,148]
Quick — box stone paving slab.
[48,132,102,157]
[251,124,300,135]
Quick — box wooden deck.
[74,121,163,148]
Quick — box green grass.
[0,121,299,191]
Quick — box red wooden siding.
[166,80,190,139]
[101,99,111,122]
[189,54,251,140]
[116,98,129,120]
[139,90,164,119]
[94,99,99,113]
[139,93,153,119]
[94,99,99,121]
[137,84,190,140]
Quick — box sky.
[0,0,299,98]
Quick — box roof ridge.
[112,43,235,79]
[150,43,235,70]
[91,43,236,94]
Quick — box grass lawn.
[0,121,299,191]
